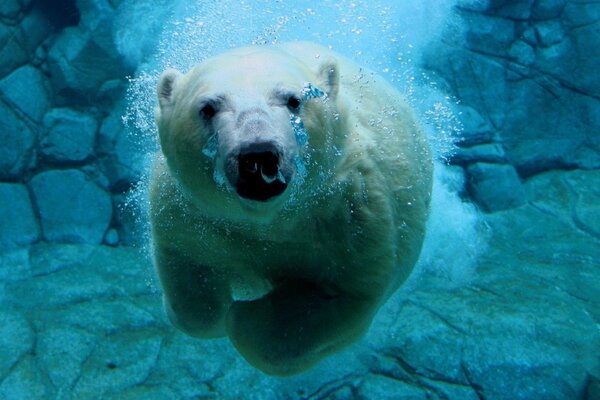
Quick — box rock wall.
[1,0,598,249]
[0,0,161,250]
[424,0,600,211]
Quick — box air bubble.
[301,82,326,100]
[291,115,308,147]
[213,169,226,187]
[202,133,219,159]
[294,155,307,182]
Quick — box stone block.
[532,0,566,20]
[467,162,527,212]
[0,0,32,24]
[0,65,50,123]
[563,1,600,27]
[76,0,115,36]
[0,183,39,249]
[501,77,595,175]
[451,143,506,165]
[508,40,535,66]
[455,105,495,146]
[0,24,28,79]
[521,27,537,45]
[19,7,54,53]
[0,101,36,179]
[449,51,508,129]
[103,228,119,246]
[47,27,128,100]
[535,20,565,47]
[489,0,534,20]
[568,21,600,98]
[41,108,97,163]
[464,12,516,56]
[30,169,112,244]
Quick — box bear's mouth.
[235,149,288,202]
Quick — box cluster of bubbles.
[286,82,329,194]
[122,0,486,286]
[125,0,465,150]
[293,82,327,147]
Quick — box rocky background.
[0,0,599,399]
[424,0,600,212]
[0,0,164,250]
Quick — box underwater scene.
[0,0,599,398]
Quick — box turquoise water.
[0,0,598,399]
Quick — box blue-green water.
[0,0,598,398]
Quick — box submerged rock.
[29,169,112,244]
[424,0,600,176]
[0,101,36,180]
[451,143,506,165]
[454,105,495,147]
[466,162,527,212]
[0,4,49,78]
[0,65,50,124]
[0,0,27,23]
[41,108,97,163]
[0,183,39,249]
[47,26,128,102]
[0,24,28,79]
[532,0,567,20]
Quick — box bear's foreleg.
[225,278,375,376]
[155,246,232,338]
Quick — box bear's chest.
[199,214,352,280]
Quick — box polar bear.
[151,42,432,376]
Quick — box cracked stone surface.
[0,168,597,399]
[424,0,600,180]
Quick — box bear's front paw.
[226,279,373,376]
[164,295,229,339]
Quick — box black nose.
[236,145,287,202]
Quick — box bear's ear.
[157,69,182,110]
[317,59,339,99]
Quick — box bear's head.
[155,46,341,219]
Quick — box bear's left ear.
[157,68,183,111]
[317,59,339,99]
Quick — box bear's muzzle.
[231,141,288,202]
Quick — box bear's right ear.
[157,69,182,110]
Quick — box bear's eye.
[200,103,217,120]
[286,96,301,111]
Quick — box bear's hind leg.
[155,246,232,338]
[225,278,375,376]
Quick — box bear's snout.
[231,142,288,202]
